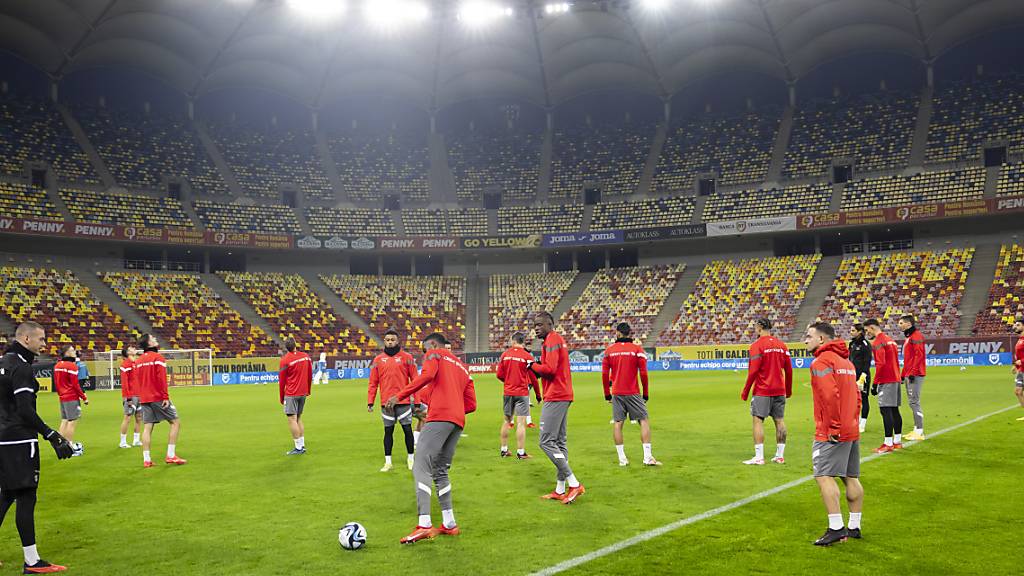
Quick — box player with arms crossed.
[740,318,792,465]
[134,334,186,468]
[385,333,476,544]
[279,338,312,455]
[0,321,75,573]
[118,344,142,448]
[863,319,903,453]
[898,315,927,441]
[368,330,419,472]
[602,322,660,466]
[496,332,540,459]
[53,345,86,457]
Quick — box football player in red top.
[1013,318,1024,417]
[134,334,186,468]
[118,344,142,449]
[863,319,903,453]
[898,315,927,441]
[739,318,792,465]
[496,332,541,459]
[53,344,87,457]
[602,322,660,466]
[368,330,419,472]
[279,337,312,455]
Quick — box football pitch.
[18,366,1022,575]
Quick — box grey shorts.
[123,396,140,416]
[750,395,785,419]
[612,394,649,422]
[503,395,530,418]
[1016,372,1024,388]
[812,440,860,478]
[877,383,902,407]
[59,400,82,421]
[284,396,306,416]
[141,402,179,424]
[381,404,412,427]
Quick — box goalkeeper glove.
[46,431,74,460]
[870,384,878,396]
[604,394,612,402]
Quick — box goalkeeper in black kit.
[0,322,75,574]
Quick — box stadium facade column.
[187,100,195,121]
[50,80,59,102]
[311,109,318,132]
[430,111,436,134]
[546,109,554,131]
[787,82,797,108]
[926,61,934,88]
[662,98,671,124]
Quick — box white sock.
[413,431,420,445]
[615,444,626,460]
[859,418,867,427]
[501,445,508,452]
[848,512,862,530]
[166,444,176,458]
[884,437,893,447]
[120,434,127,444]
[555,480,566,494]
[517,448,525,455]
[133,433,140,443]
[754,444,764,459]
[894,433,902,444]
[828,514,844,530]
[385,455,392,465]
[441,509,456,529]
[566,473,580,488]
[294,437,302,450]
[642,443,652,460]
[143,450,151,462]
[298,436,305,449]
[526,415,533,424]
[23,544,40,565]
[775,444,786,458]
[914,428,923,435]
[418,514,432,528]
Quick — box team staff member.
[863,320,902,453]
[279,338,312,455]
[495,332,540,459]
[602,322,660,467]
[849,323,874,433]
[740,318,792,465]
[368,330,419,472]
[899,315,927,441]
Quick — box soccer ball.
[338,522,367,550]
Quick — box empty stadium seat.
[549,123,653,199]
[0,181,61,220]
[704,184,832,222]
[402,208,487,236]
[497,204,583,235]
[61,187,193,228]
[590,196,695,231]
[489,271,578,350]
[842,167,985,211]
[447,129,541,202]
[927,74,1024,163]
[210,123,333,201]
[0,97,98,183]
[329,132,430,203]
[973,244,1024,335]
[996,163,1024,197]
[193,199,302,234]
[306,207,395,236]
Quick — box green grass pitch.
[10,366,1021,575]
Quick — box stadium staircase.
[429,132,456,204]
[690,195,707,225]
[486,209,498,235]
[636,123,667,197]
[67,264,154,337]
[0,315,18,342]
[551,272,595,329]
[765,105,794,183]
[391,208,406,235]
[908,84,933,168]
[536,129,553,204]
[181,196,205,230]
[581,204,593,232]
[465,274,488,353]
[984,165,1000,199]
[44,182,73,222]
[202,272,285,348]
[829,182,844,212]
[957,243,1002,336]
[790,254,842,340]
[193,122,246,197]
[650,262,703,345]
[297,272,384,348]
[314,131,345,203]
[58,104,115,188]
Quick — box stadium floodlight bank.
[94,348,213,390]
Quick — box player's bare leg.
[515,416,528,457]
[286,414,304,454]
[1015,385,1024,408]
[141,422,155,467]
[744,416,766,465]
[499,417,512,457]
[613,420,628,465]
[132,412,142,445]
[772,417,787,463]
[639,419,660,465]
[165,418,186,465]
[840,477,864,538]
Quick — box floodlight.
[457,1,514,27]
[364,0,430,30]
[288,0,346,19]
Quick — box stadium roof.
[2,0,1023,110]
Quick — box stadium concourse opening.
[1,0,1024,573]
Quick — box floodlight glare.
[544,3,571,15]
[364,0,430,29]
[288,0,346,19]
[457,1,514,27]
[642,0,670,11]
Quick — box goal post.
[94,348,214,391]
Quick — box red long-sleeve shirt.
[367,350,418,406]
[394,348,476,428]
[54,360,86,402]
[532,331,573,402]
[1015,335,1024,372]
[496,347,538,397]
[810,340,861,442]
[278,351,312,404]
[741,335,793,400]
[601,339,649,397]
[871,331,901,384]
[133,350,169,404]
[901,328,927,378]
[119,358,135,399]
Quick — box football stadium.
[0,0,1023,574]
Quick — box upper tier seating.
[927,74,1024,163]
[210,124,332,201]
[842,167,986,211]
[816,248,974,338]
[193,200,302,234]
[590,196,696,231]
[101,272,276,357]
[549,123,652,199]
[0,97,98,183]
[402,208,488,236]
[61,188,193,228]
[704,184,832,222]
[497,204,583,235]
[488,271,578,350]
[306,207,395,236]
[0,181,60,219]
[447,129,541,202]
[329,132,430,203]
[996,162,1024,197]
[321,274,466,349]
[558,265,685,348]
[658,254,821,345]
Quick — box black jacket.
[848,336,872,385]
[0,341,57,442]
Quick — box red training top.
[119,358,135,399]
[496,347,538,397]
[871,331,901,384]
[810,339,861,442]
[532,331,573,402]
[54,360,87,402]
[601,339,649,397]
[278,350,312,404]
[395,348,476,428]
[367,350,418,406]
[741,335,793,400]
[133,350,169,404]
[1015,334,1024,372]
[900,328,927,378]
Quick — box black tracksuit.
[849,336,873,419]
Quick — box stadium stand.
[816,248,974,338]
[658,254,821,345]
[101,272,277,357]
[488,270,578,350]
[784,91,917,178]
[842,167,986,211]
[0,266,132,355]
[996,162,1024,196]
[497,204,583,235]
[590,196,695,231]
[220,272,370,356]
[927,74,1024,163]
[446,129,542,202]
[549,123,652,199]
[77,107,227,194]
[61,187,193,228]
[558,264,685,348]
[321,274,467,349]
[973,244,1024,335]
[653,112,778,192]
[402,208,488,236]
[329,132,430,203]
[209,123,332,201]
[0,97,98,183]
[0,181,60,219]
[193,199,302,234]
[306,206,395,236]
[704,183,832,222]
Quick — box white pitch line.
[530,404,1019,576]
